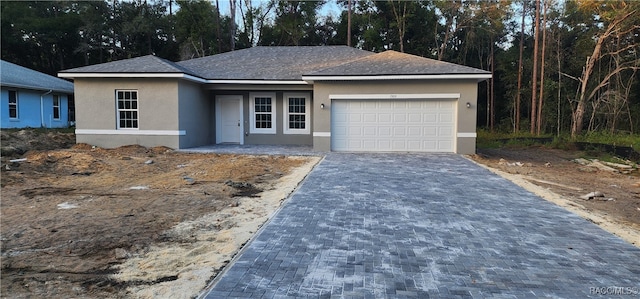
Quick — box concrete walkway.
[202,153,640,298]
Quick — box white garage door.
[331,99,456,152]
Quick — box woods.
[2,0,639,137]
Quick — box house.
[1,60,74,129]
[58,46,490,154]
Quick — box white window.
[283,93,310,134]
[116,90,138,129]
[52,95,60,120]
[250,92,276,134]
[8,90,17,119]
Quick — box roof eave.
[58,72,207,83]
[205,79,309,85]
[302,74,492,83]
[0,83,73,94]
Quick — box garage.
[331,98,456,152]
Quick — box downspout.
[40,89,52,128]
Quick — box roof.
[177,46,374,80]
[1,60,74,93]
[58,47,491,82]
[59,55,199,76]
[304,51,491,77]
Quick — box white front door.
[216,95,243,144]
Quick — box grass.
[477,129,640,163]
[476,129,554,149]
[478,129,640,149]
[575,131,640,149]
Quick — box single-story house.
[58,46,490,154]
[1,60,74,129]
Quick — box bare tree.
[389,0,408,53]
[536,0,548,135]
[229,0,236,50]
[530,0,540,134]
[515,0,526,133]
[568,6,639,137]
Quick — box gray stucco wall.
[74,78,181,148]
[209,90,314,146]
[178,80,210,148]
[311,80,480,154]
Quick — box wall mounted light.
[320,103,325,109]
[466,102,471,108]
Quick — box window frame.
[115,90,139,130]
[282,92,311,135]
[249,92,276,134]
[8,90,18,119]
[52,95,60,120]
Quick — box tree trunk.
[490,37,495,132]
[216,0,222,53]
[570,10,635,138]
[536,0,547,135]
[390,0,407,53]
[347,0,352,47]
[515,0,526,133]
[530,0,540,134]
[229,0,236,51]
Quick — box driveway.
[202,153,640,298]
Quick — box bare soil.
[1,130,319,298]
[471,147,640,247]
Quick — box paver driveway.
[203,153,640,298]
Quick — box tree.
[566,0,640,137]
[514,0,527,132]
[259,0,325,46]
[175,0,219,59]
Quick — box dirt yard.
[471,147,640,247]
[1,130,320,298]
[2,130,639,298]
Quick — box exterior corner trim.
[457,132,477,138]
[313,132,331,137]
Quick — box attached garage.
[304,51,491,155]
[331,97,456,152]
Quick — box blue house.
[1,60,74,129]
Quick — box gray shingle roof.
[304,50,491,77]
[1,60,74,93]
[177,46,374,80]
[59,55,198,76]
[58,47,490,81]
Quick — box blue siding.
[1,88,70,128]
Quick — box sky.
[214,0,344,20]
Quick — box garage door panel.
[408,113,422,123]
[363,127,377,136]
[379,126,392,136]
[363,113,377,123]
[393,114,407,122]
[407,126,422,137]
[332,99,456,152]
[379,113,393,123]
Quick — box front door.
[216,95,243,144]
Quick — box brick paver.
[203,153,640,298]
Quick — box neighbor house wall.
[73,78,181,148]
[209,88,314,146]
[1,88,69,129]
[312,80,479,154]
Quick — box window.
[283,93,310,134]
[52,95,60,120]
[8,90,17,119]
[116,90,138,129]
[250,92,276,134]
